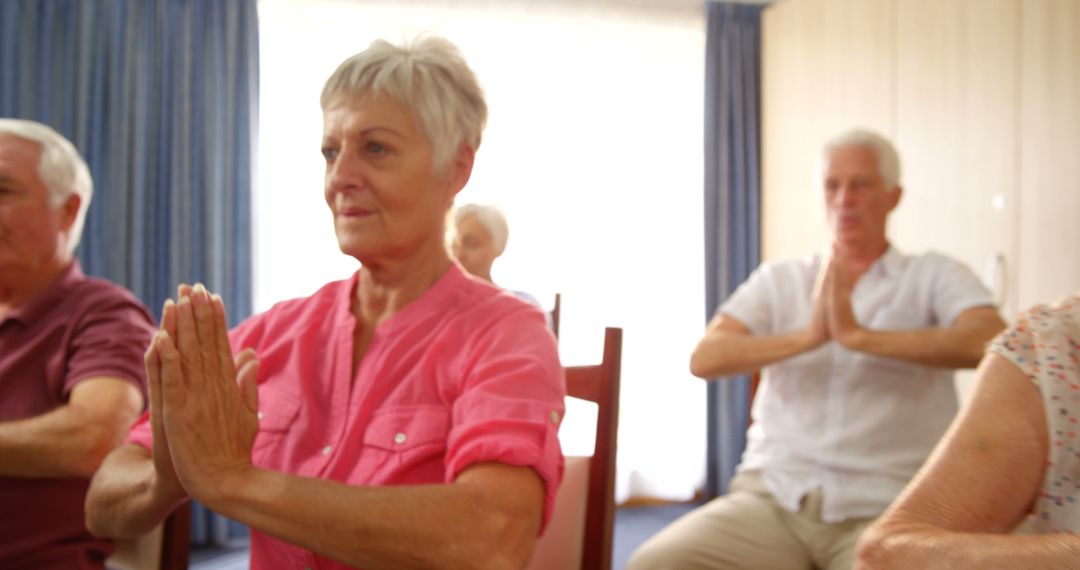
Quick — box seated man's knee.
[626,534,691,570]
[626,545,664,570]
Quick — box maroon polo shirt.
[0,261,154,569]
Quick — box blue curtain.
[703,1,763,499]
[0,0,257,546]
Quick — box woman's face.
[451,214,499,279]
[322,94,463,265]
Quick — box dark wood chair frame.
[564,326,623,570]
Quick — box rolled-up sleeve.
[444,307,566,530]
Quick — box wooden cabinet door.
[761,0,894,262]
[1018,0,1080,311]
[892,0,1020,317]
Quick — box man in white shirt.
[628,129,1007,570]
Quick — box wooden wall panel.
[1018,0,1080,312]
[893,0,1020,317]
[762,0,895,262]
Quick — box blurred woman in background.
[452,202,544,309]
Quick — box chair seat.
[528,327,622,570]
[525,456,590,570]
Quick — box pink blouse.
[129,265,565,569]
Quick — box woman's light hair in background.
[454,203,509,255]
[320,35,488,173]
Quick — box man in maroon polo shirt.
[0,119,155,569]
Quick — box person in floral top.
[857,291,1080,569]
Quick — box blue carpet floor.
[611,503,698,569]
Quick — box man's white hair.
[823,128,901,190]
[320,36,488,173]
[454,203,508,255]
[0,118,93,255]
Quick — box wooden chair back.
[527,327,623,570]
[549,293,561,339]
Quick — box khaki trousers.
[626,471,875,570]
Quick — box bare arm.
[205,462,543,570]
[855,354,1080,570]
[833,306,1006,368]
[85,443,188,538]
[90,424,546,568]
[690,314,822,378]
[0,377,142,479]
[691,259,830,379]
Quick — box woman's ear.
[445,143,476,201]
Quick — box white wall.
[257,0,708,501]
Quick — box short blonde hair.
[320,36,488,172]
[0,119,93,255]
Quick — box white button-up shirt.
[722,247,994,522]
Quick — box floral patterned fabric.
[989,291,1080,532]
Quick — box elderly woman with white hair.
[452,203,508,283]
[451,203,543,308]
[86,37,564,570]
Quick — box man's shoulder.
[75,273,141,299]
[900,250,973,275]
[724,255,818,312]
[893,249,994,314]
[66,274,152,318]
[45,275,155,381]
